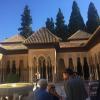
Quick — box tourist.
[63,68,88,100]
[34,79,52,100]
[47,83,62,100]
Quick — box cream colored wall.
[28,48,56,82]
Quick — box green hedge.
[5,73,19,83]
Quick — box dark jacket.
[64,77,88,100]
[96,81,100,100]
[49,93,59,100]
[34,88,52,100]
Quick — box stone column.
[45,60,48,81]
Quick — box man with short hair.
[34,79,52,100]
[63,68,88,100]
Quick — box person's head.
[47,83,56,93]
[63,68,73,80]
[38,79,48,89]
[73,72,79,77]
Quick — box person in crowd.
[34,79,52,100]
[47,83,62,100]
[96,81,100,100]
[63,68,88,100]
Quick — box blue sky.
[0,0,100,41]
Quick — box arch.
[12,60,16,74]
[77,57,83,76]
[19,60,24,80]
[68,58,74,70]
[83,57,89,80]
[58,58,65,81]
[6,61,10,75]
[47,57,52,81]
[38,56,46,79]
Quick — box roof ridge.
[68,30,91,40]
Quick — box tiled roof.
[2,34,25,43]
[24,27,61,44]
[68,30,91,40]
[86,26,100,45]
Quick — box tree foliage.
[18,5,33,38]
[68,1,85,36]
[86,2,100,34]
[55,8,68,41]
[45,17,55,34]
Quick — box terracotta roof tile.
[24,27,61,44]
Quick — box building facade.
[0,27,100,82]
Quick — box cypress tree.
[18,5,33,38]
[55,8,67,41]
[45,17,55,34]
[68,1,85,36]
[86,2,100,34]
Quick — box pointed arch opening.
[6,61,10,75]
[19,60,24,80]
[58,58,65,81]
[38,56,46,79]
[68,58,74,70]
[47,57,52,81]
[83,57,89,80]
[12,60,16,74]
[77,57,83,76]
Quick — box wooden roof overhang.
[0,47,6,54]
[4,49,28,55]
[24,42,59,49]
[57,46,88,53]
[67,38,89,41]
